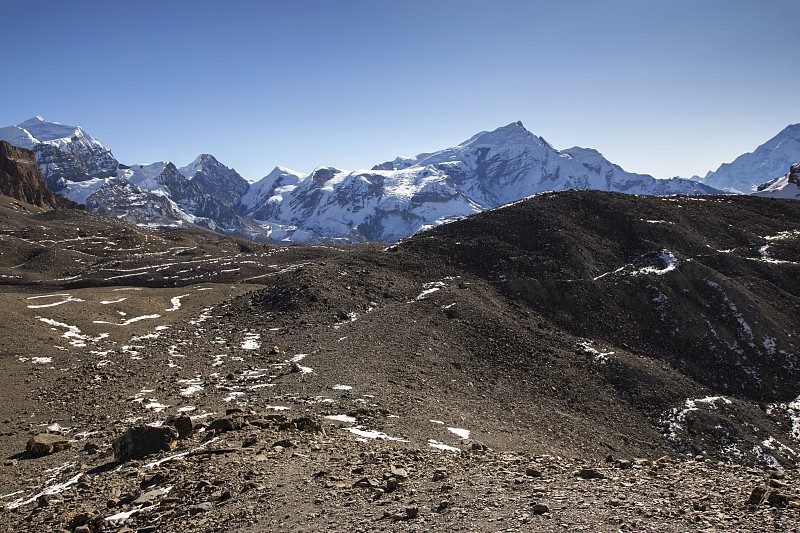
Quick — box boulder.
[26,434,71,456]
[113,425,178,462]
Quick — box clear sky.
[2,0,798,181]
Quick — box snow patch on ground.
[447,427,471,439]
[579,341,614,363]
[326,414,357,424]
[343,426,408,442]
[240,333,261,350]
[38,317,109,348]
[428,439,461,452]
[166,294,190,312]
[26,294,85,308]
[94,314,161,326]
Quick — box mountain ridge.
[8,116,800,243]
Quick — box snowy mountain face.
[753,162,800,200]
[116,162,256,236]
[240,122,720,243]
[702,124,800,193]
[0,116,119,191]
[0,116,733,244]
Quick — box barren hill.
[0,190,798,531]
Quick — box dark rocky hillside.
[0,141,77,210]
[0,190,798,532]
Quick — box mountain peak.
[20,116,46,126]
[458,121,541,150]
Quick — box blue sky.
[2,0,798,181]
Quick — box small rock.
[746,486,768,506]
[577,468,605,480]
[616,459,633,469]
[269,346,282,355]
[525,467,542,477]
[36,495,52,508]
[133,489,164,506]
[169,414,194,439]
[82,442,100,455]
[767,490,790,508]
[189,501,214,515]
[72,511,94,526]
[405,506,419,519]
[272,439,295,448]
[433,467,448,481]
[435,500,450,512]
[26,434,71,456]
[242,435,258,447]
[390,467,408,480]
[469,440,488,452]
[209,417,245,433]
[532,503,550,514]
[113,425,178,462]
[353,477,380,488]
[293,417,321,432]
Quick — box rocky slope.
[0,189,798,531]
[0,141,77,210]
[701,124,800,193]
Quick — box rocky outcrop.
[0,141,77,209]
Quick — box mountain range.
[1,116,798,243]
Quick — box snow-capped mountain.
[0,116,732,243]
[116,161,259,236]
[701,124,800,193]
[0,116,118,191]
[240,122,720,242]
[753,162,800,200]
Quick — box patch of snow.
[343,426,408,442]
[166,294,190,312]
[428,439,461,452]
[26,294,84,308]
[93,314,161,326]
[326,414,357,424]
[447,427,471,439]
[240,333,261,350]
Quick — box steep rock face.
[243,122,720,243]
[0,141,76,209]
[702,124,800,193]
[753,162,800,200]
[179,154,249,206]
[0,117,119,191]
